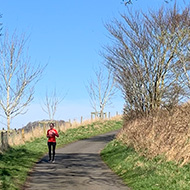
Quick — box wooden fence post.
[11,129,17,146]
[43,123,46,135]
[21,129,25,142]
[81,116,83,124]
[57,121,59,130]
[31,126,34,138]
[2,132,8,150]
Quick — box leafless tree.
[86,66,117,118]
[102,4,190,119]
[0,32,45,131]
[174,42,190,92]
[41,88,66,121]
[0,14,2,36]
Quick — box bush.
[117,103,190,166]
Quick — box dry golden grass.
[117,103,190,166]
[70,115,122,128]
[7,121,72,146]
[1,115,122,151]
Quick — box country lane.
[23,130,130,190]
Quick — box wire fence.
[0,112,122,152]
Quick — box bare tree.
[174,41,190,92]
[0,32,45,131]
[0,14,2,36]
[41,88,65,121]
[86,66,117,118]
[102,4,190,119]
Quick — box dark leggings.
[48,142,56,160]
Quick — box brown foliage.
[117,103,190,166]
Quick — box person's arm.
[54,129,59,137]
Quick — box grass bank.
[101,139,190,190]
[0,119,122,190]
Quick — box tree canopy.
[103,3,190,119]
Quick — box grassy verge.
[0,119,122,190]
[101,139,190,190]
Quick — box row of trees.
[0,32,70,131]
[0,31,116,131]
[2,2,188,131]
[85,1,182,120]
[102,3,190,119]
[0,32,117,131]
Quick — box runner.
[47,123,59,163]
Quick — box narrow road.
[24,131,130,190]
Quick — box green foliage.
[0,137,47,190]
[0,119,122,190]
[101,140,190,190]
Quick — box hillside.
[117,103,190,166]
[101,103,190,190]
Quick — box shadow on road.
[24,131,129,190]
[85,133,117,143]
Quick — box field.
[0,119,122,190]
[1,109,190,190]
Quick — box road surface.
[23,130,130,190]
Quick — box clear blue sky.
[0,0,187,129]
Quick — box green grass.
[101,140,190,190]
[0,119,122,190]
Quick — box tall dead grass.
[117,103,190,166]
[69,115,122,128]
[0,121,71,152]
[0,115,122,152]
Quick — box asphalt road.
[23,130,130,190]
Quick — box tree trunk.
[7,114,10,132]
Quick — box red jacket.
[47,128,59,142]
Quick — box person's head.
[49,123,54,129]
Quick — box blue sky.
[0,0,187,129]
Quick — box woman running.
[47,123,59,163]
